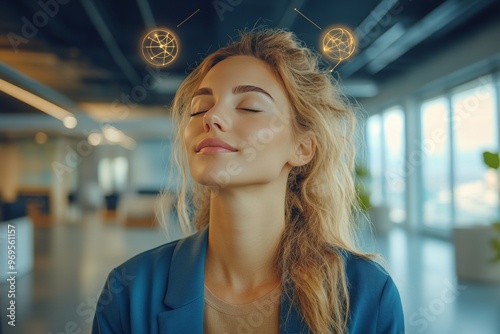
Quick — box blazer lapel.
[157,227,209,334]
[155,227,309,333]
[157,302,204,333]
[280,287,309,334]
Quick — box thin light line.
[177,8,200,27]
[0,78,75,122]
[330,59,342,73]
[294,8,322,30]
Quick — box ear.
[288,132,316,167]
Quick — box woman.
[92,28,404,334]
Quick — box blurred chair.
[116,190,172,228]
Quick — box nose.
[203,104,231,132]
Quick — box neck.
[205,182,286,294]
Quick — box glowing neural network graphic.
[322,27,356,63]
[294,8,356,72]
[141,29,179,66]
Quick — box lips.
[196,137,238,153]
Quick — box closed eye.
[189,110,207,117]
[238,108,262,112]
[190,108,262,117]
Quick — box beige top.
[204,284,281,334]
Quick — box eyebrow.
[233,85,274,101]
[192,85,274,101]
[192,87,212,97]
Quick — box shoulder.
[343,251,398,302]
[344,252,390,287]
[99,237,182,306]
[342,252,405,333]
[93,229,208,333]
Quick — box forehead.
[198,56,288,103]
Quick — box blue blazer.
[92,227,404,333]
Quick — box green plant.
[482,151,500,263]
[355,165,371,211]
[483,151,500,169]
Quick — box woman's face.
[184,55,296,188]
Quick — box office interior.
[1,0,500,333]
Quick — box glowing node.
[141,28,179,67]
[63,116,77,129]
[88,133,103,146]
[321,27,356,62]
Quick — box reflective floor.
[1,213,499,334]
[362,228,500,334]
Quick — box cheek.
[243,115,290,139]
[184,120,200,146]
[259,127,289,150]
[183,126,191,146]
[240,120,293,161]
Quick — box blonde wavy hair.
[163,28,369,334]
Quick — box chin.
[189,160,288,189]
[190,166,236,188]
[192,173,286,192]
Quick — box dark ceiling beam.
[79,0,141,86]
[136,0,156,29]
[278,0,307,28]
[354,0,400,46]
[342,0,495,77]
[341,23,405,77]
[366,0,496,74]
[339,0,402,77]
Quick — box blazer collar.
[164,226,209,308]
[161,226,308,333]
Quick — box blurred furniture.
[1,188,52,226]
[103,193,120,221]
[117,191,160,228]
[453,225,500,283]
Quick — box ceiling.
[0,0,499,139]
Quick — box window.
[98,157,129,194]
[421,97,452,228]
[366,107,406,224]
[367,114,384,206]
[383,108,406,223]
[419,76,498,230]
[367,75,499,231]
[452,78,498,225]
